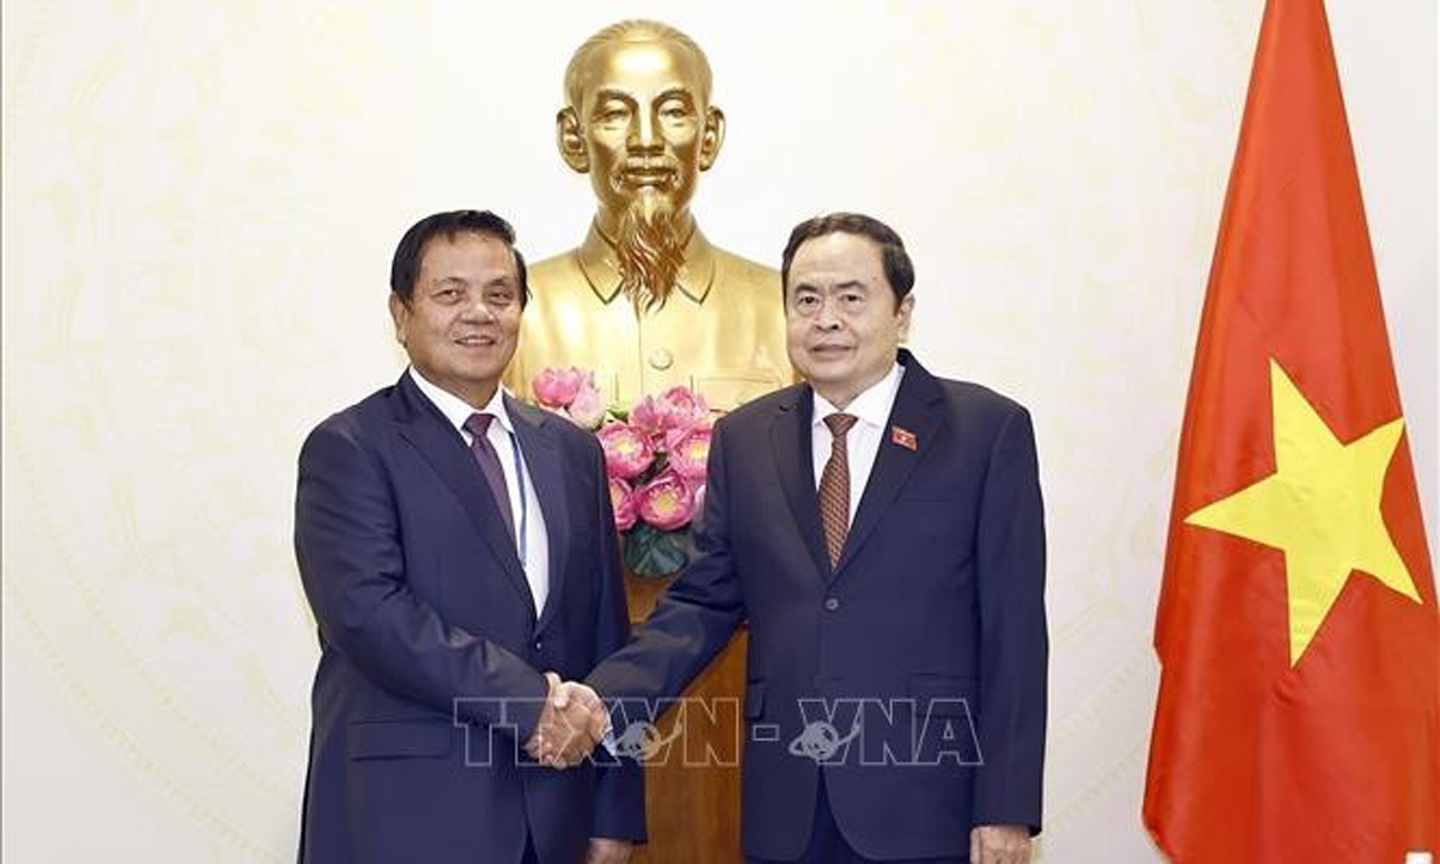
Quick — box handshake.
[525,671,611,768]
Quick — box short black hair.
[390,209,530,308]
[780,212,914,308]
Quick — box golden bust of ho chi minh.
[504,20,791,410]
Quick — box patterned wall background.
[3,2,1434,861]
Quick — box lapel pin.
[891,425,918,451]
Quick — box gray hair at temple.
[564,20,715,111]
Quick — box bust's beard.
[614,189,686,315]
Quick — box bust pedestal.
[624,574,746,863]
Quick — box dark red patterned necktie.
[818,413,858,567]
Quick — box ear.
[556,107,589,173]
[698,105,726,171]
[388,292,410,346]
[895,294,916,342]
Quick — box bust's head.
[557,21,727,310]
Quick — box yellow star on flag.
[1185,359,1421,665]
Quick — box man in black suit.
[585,213,1047,863]
[293,210,642,863]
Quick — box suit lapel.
[771,386,833,583]
[507,396,570,636]
[393,373,537,621]
[833,352,946,579]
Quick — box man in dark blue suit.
[587,213,1047,863]
[294,210,643,864]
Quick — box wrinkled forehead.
[418,231,517,279]
[786,233,890,293]
[575,39,709,112]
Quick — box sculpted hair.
[390,209,530,308]
[564,20,713,112]
[780,212,915,307]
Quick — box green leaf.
[623,524,694,577]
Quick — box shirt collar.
[812,362,905,431]
[409,367,515,438]
[575,218,718,306]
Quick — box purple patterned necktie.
[463,413,516,545]
[818,413,858,567]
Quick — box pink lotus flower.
[532,367,588,408]
[630,386,711,438]
[635,469,697,531]
[567,379,607,430]
[597,422,654,480]
[609,478,638,531]
[665,424,712,481]
[628,395,667,437]
[658,386,711,427]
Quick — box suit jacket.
[588,350,1046,861]
[294,371,644,864]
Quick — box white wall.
[3,2,1433,861]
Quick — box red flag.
[1143,1,1439,861]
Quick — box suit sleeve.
[294,420,548,740]
[584,438,648,843]
[971,405,1048,834]
[586,417,747,726]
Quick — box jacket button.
[534,639,543,651]
[824,597,840,611]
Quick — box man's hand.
[584,837,633,863]
[969,824,1031,864]
[525,672,609,768]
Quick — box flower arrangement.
[531,368,713,577]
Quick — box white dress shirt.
[411,369,551,612]
[811,363,906,522]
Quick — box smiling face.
[784,232,914,409]
[389,231,522,408]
